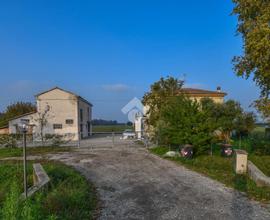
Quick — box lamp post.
[20,123,28,198]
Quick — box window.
[87,107,90,121]
[53,124,62,129]
[80,109,83,122]
[66,119,74,124]
[21,119,30,123]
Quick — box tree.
[33,105,51,144]
[232,0,270,97]
[158,96,217,155]
[254,98,270,123]
[202,98,255,142]
[142,76,184,135]
[235,112,256,137]
[0,102,36,127]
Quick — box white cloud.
[102,84,132,92]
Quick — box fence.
[0,133,80,148]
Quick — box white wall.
[78,98,92,138]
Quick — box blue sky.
[0,0,260,122]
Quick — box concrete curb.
[248,161,270,187]
[22,163,50,199]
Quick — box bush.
[0,135,18,148]
[250,134,270,155]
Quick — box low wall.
[22,163,50,199]
[248,161,270,187]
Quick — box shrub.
[0,135,18,148]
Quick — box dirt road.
[49,136,270,220]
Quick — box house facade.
[135,87,227,139]
[9,87,93,141]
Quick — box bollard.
[234,149,248,174]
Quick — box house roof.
[35,87,93,106]
[180,88,227,97]
[8,111,37,122]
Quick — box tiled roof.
[180,88,227,97]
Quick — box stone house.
[135,87,227,139]
[8,87,93,141]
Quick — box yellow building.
[181,87,227,103]
[135,87,227,139]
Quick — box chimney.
[217,86,221,93]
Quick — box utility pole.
[22,124,28,198]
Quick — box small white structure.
[234,150,248,174]
[9,87,93,141]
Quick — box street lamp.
[19,122,28,198]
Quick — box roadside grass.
[92,125,133,133]
[150,146,270,203]
[0,161,98,219]
[249,155,270,177]
[0,146,73,159]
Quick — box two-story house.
[8,87,93,141]
[135,87,227,139]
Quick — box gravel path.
[49,137,270,220]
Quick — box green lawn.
[0,161,98,219]
[0,146,73,159]
[150,146,270,203]
[92,124,133,132]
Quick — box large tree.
[142,76,184,131]
[158,96,217,155]
[232,0,270,97]
[0,102,36,127]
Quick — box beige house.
[9,87,93,141]
[135,87,227,139]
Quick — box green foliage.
[158,96,216,155]
[254,98,270,123]
[92,124,133,132]
[232,0,270,97]
[0,102,36,127]
[0,135,19,148]
[142,76,184,129]
[0,162,97,220]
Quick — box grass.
[92,124,133,132]
[0,146,73,159]
[0,161,98,219]
[150,146,270,203]
[249,155,270,176]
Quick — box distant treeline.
[0,102,36,127]
[92,119,132,126]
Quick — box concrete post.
[234,149,248,174]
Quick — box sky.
[0,0,261,122]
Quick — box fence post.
[78,132,81,148]
[112,132,115,148]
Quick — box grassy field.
[150,146,270,203]
[92,124,133,132]
[0,161,98,219]
[0,146,73,159]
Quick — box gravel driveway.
[49,136,270,220]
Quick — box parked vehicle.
[122,129,136,139]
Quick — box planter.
[220,144,233,157]
[180,144,193,159]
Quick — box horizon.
[0,1,260,122]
